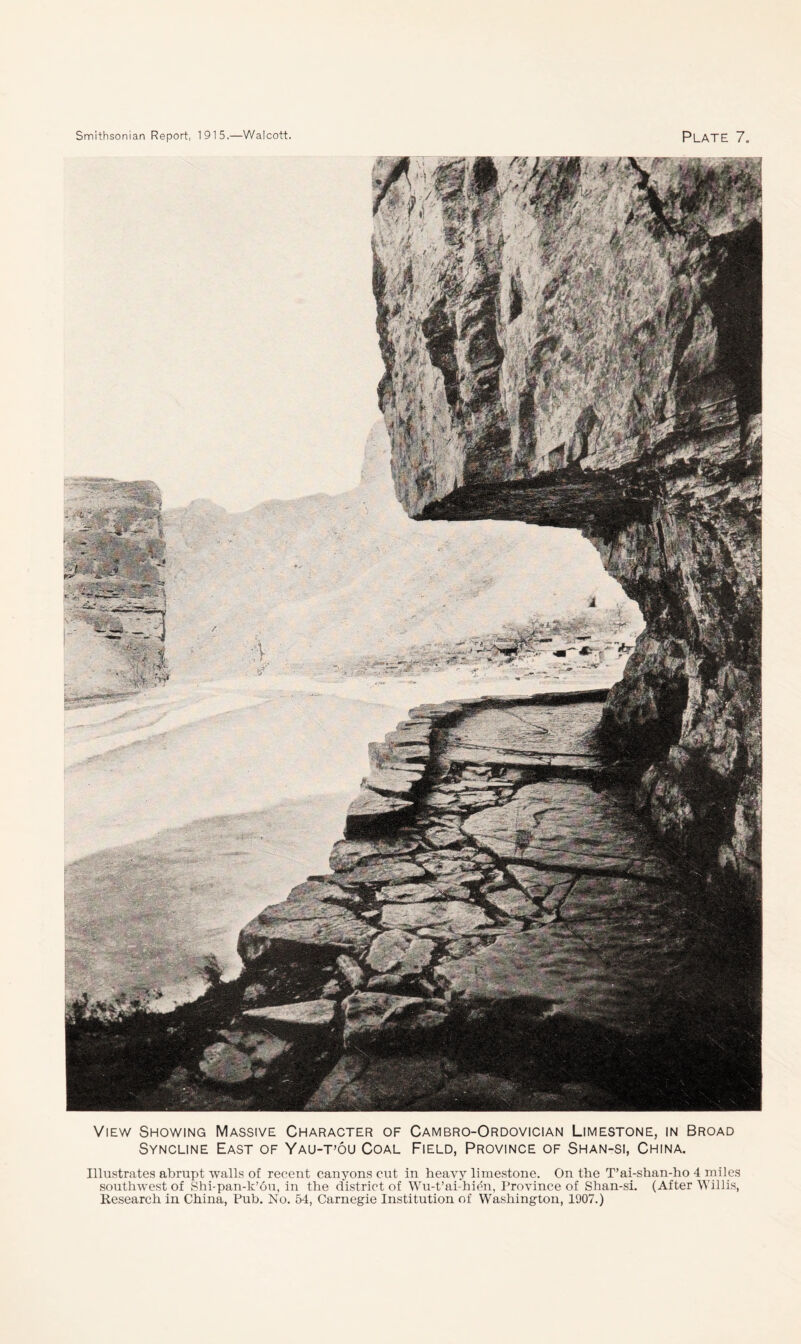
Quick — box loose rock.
[336,953,366,990]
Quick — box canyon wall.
[372,156,761,897]
[64,478,167,699]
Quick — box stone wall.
[372,156,761,897]
[64,477,167,699]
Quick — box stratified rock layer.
[64,477,167,699]
[372,156,761,897]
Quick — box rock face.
[64,477,167,699]
[373,156,761,898]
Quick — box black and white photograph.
[9,1,801,1341]
[64,155,762,1113]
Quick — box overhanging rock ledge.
[372,156,761,898]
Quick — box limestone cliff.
[372,156,761,897]
[64,478,167,699]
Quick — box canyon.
[65,157,761,1111]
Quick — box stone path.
[148,694,760,1111]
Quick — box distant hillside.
[163,422,638,679]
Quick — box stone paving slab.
[330,857,426,887]
[380,900,494,936]
[361,767,425,797]
[329,835,420,871]
[342,992,450,1049]
[433,895,701,1037]
[443,700,603,760]
[367,930,436,975]
[463,779,668,874]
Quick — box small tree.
[611,600,629,633]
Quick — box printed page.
[2,3,799,1341]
